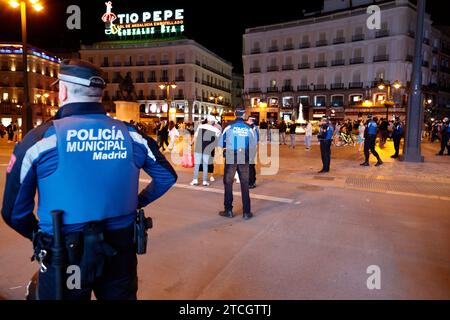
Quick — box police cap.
[235,108,245,118]
[52,59,106,89]
[367,114,373,119]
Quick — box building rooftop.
[0,43,60,63]
[80,38,233,67]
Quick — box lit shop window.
[315,96,326,107]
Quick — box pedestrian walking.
[190,115,221,187]
[436,117,450,156]
[305,121,313,151]
[1,59,177,300]
[279,120,287,145]
[287,120,298,149]
[247,116,259,189]
[168,121,180,151]
[360,115,383,167]
[219,109,257,220]
[358,121,366,153]
[317,117,334,173]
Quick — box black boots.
[375,160,383,167]
[219,210,234,218]
[243,213,254,221]
[360,162,369,166]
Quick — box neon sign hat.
[52,59,106,89]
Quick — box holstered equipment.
[134,209,153,255]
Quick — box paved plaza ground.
[0,136,449,300]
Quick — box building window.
[282,96,294,107]
[331,95,344,107]
[314,96,326,107]
[2,92,8,101]
[299,96,309,107]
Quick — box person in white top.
[305,122,313,151]
[168,121,180,151]
[358,121,366,153]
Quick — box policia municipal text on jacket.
[1,59,178,300]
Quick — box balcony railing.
[282,64,294,71]
[136,78,145,83]
[267,66,279,72]
[352,34,365,42]
[160,60,170,65]
[251,48,261,54]
[175,76,185,82]
[101,62,110,67]
[423,38,430,45]
[283,44,294,51]
[136,61,145,66]
[432,46,439,54]
[422,61,429,68]
[267,87,279,93]
[250,67,261,73]
[282,86,294,92]
[148,78,157,83]
[113,62,122,67]
[175,59,185,64]
[331,83,345,90]
[314,61,328,68]
[147,95,157,100]
[333,37,346,45]
[148,61,158,66]
[431,66,438,72]
[299,42,311,49]
[331,59,345,66]
[316,40,328,47]
[160,77,169,82]
[298,63,311,69]
[268,46,279,52]
[373,55,389,62]
[297,85,310,91]
[248,88,262,93]
[349,82,363,89]
[112,78,121,83]
[375,30,390,38]
[406,55,414,62]
[314,84,327,91]
[124,62,133,67]
[408,30,415,38]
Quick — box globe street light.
[209,94,223,121]
[159,82,177,121]
[378,80,402,119]
[7,0,45,135]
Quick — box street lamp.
[159,82,177,121]
[378,80,402,119]
[209,94,223,121]
[7,0,45,136]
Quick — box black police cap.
[52,59,106,89]
[235,108,245,118]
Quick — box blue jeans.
[305,135,312,149]
[194,152,211,182]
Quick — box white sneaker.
[190,179,198,186]
[203,181,210,187]
[209,176,215,182]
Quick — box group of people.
[0,121,20,143]
[316,114,406,173]
[425,117,450,156]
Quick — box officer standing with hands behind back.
[219,109,257,220]
[1,59,177,300]
[317,117,334,173]
[391,117,404,159]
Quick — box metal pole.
[402,0,426,162]
[21,1,32,136]
[166,86,170,121]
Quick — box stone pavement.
[0,135,449,300]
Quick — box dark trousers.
[224,164,251,214]
[439,135,449,155]
[393,136,402,156]
[38,225,137,300]
[249,164,256,186]
[364,135,381,162]
[320,140,332,172]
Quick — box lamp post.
[378,80,401,119]
[209,94,223,121]
[8,0,44,135]
[159,82,177,121]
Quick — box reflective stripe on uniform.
[129,132,156,162]
[20,135,57,183]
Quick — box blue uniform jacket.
[366,121,378,136]
[1,102,177,239]
[219,118,257,164]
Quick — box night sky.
[0,0,448,72]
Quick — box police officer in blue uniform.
[360,115,383,167]
[1,59,177,300]
[437,117,450,156]
[247,117,259,189]
[219,109,257,220]
[317,117,334,173]
[391,117,404,159]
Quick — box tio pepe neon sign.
[102,2,184,38]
